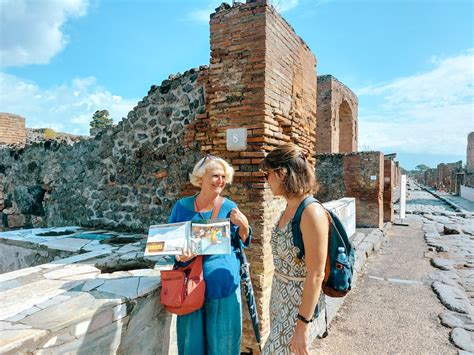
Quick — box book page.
[144,221,189,256]
[190,219,231,255]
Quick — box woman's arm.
[291,203,329,354]
[230,207,250,243]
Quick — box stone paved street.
[312,180,474,354]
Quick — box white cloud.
[357,49,474,156]
[185,0,300,23]
[0,72,137,135]
[0,0,88,67]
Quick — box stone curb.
[325,226,388,326]
[419,186,465,213]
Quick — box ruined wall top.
[0,112,26,145]
[211,0,314,54]
[317,75,358,104]
[316,75,359,154]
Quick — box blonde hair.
[260,143,317,198]
[189,155,234,187]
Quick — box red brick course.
[0,113,26,145]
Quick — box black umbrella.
[236,245,261,350]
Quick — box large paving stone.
[432,281,473,314]
[439,310,474,331]
[0,266,41,283]
[0,279,81,320]
[34,318,125,354]
[430,258,456,271]
[0,327,49,354]
[96,277,140,299]
[430,271,461,287]
[39,238,91,252]
[43,264,100,280]
[21,292,123,332]
[450,327,474,352]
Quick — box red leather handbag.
[160,197,223,315]
[160,255,205,315]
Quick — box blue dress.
[168,195,252,355]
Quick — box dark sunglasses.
[198,154,216,169]
[263,168,284,180]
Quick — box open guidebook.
[144,218,231,256]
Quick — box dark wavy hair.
[260,143,318,198]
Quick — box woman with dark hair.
[169,155,251,355]
[261,143,329,355]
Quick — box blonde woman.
[168,154,251,355]
[261,144,329,355]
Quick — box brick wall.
[383,159,395,222]
[315,151,384,228]
[316,75,358,154]
[200,1,317,350]
[0,113,27,145]
[436,161,462,191]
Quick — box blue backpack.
[291,196,355,298]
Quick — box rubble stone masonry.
[0,113,27,145]
[315,152,384,228]
[0,69,205,232]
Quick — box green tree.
[90,110,113,129]
[414,164,430,171]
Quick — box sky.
[0,0,473,170]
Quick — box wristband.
[296,313,313,324]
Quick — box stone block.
[7,214,25,228]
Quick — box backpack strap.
[291,196,318,259]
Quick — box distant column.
[467,132,474,173]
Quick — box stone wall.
[315,75,358,154]
[315,152,384,228]
[0,113,26,145]
[0,241,75,273]
[0,239,176,355]
[460,184,474,202]
[0,69,206,232]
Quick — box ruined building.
[0,1,400,352]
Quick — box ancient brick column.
[202,1,317,351]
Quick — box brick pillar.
[0,113,26,145]
[383,159,394,222]
[467,132,474,173]
[205,1,317,351]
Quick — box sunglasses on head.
[198,154,216,169]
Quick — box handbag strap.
[210,196,224,220]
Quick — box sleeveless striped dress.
[262,215,326,354]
